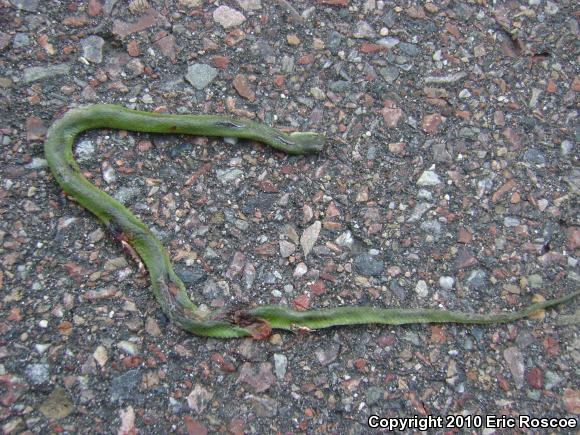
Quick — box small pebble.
[25,363,50,385]
[213,5,246,29]
[273,354,287,379]
[417,169,441,186]
[415,280,429,298]
[185,63,218,90]
[439,276,455,290]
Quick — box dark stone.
[329,80,350,93]
[398,42,419,57]
[11,0,39,12]
[168,142,192,158]
[326,31,342,53]
[379,66,399,83]
[522,149,547,166]
[242,194,276,214]
[390,279,407,300]
[354,254,384,276]
[175,265,207,285]
[110,369,142,402]
[366,386,383,406]
[464,269,487,290]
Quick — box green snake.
[44,105,580,338]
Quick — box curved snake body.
[44,105,579,338]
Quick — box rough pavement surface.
[1,0,579,433]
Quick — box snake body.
[45,105,579,338]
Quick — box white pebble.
[293,262,308,277]
[439,276,455,290]
[417,170,441,186]
[415,280,429,298]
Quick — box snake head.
[287,132,326,154]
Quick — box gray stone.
[273,354,287,379]
[352,21,376,39]
[244,263,256,289]
[354,254,384,276]
[563,169,580,194]
[0,32,9,51]
[237,0,261,10]
[424,72,467,84]
[75,139,95,162]
[420,220,442,239]
[465,269,487,290]
[11,0,39,12]
[335,231,353,249]
[315,343,340,366]
[544,371,563,390]
[201,280,221,298]
[185,63,218,90]
[280,55,294,73]
[504,217,520,227]
[81,35,105,63]
[13,33,30,48]
[382,10,396,27]
[279,240,295,258]
[415,280,429,298]
[249,395,277,417]
[389,279,407,300]
[261,271,277,285]
[439,276,455,290]
[432,142,452,162]
[179,0,202,7]
[453,2,474,20]
[329,80,350,92]
[477,178,493,196]
[243,194,276,214]
[216,168,243,184]
[407,202,433,223]
[398,42,419,57]
[458,127,478,139]
[326,31,342,52]
[402,331,420,345]
[23,64,70,83]
[113,187,140,205]
[25,363,50,385]
[418,189,433,200]
[110,369,142,402]
[515,332,536,349]
[567,270,580,283]
[545,0,559,14]
[379,66,399,83]
[310,87,325,100]
[174,265,207,285]
[522,149,546,166]
[561,140,573,156]
[377,37,399,49]
[366,386,383,406]
[527,274,543,289]
[417,169,441,186]
[25,157,48,169]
